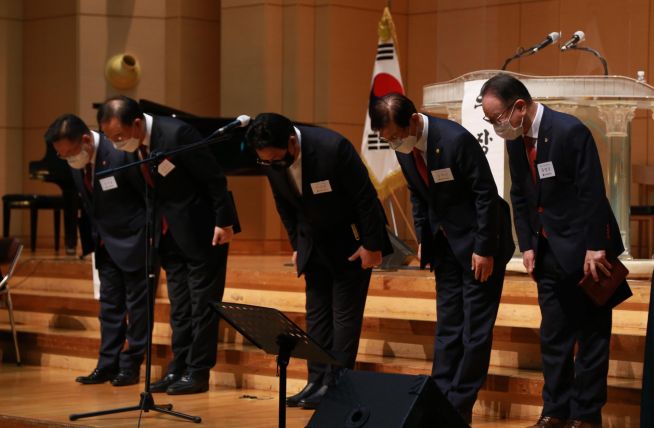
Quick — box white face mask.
[66,146,90,169]
[390,135,418,154]
[112,137,140,153]
[492,103,524,140]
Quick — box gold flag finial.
[377,6,395,43]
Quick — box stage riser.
[1,290,648,378]
[13,258,653,302]
[1,255,649,426]
[0,330,641,422]
[1,304,646,382]
[11,283,649,334]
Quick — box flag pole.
[388,189,417,243]
[387,200,398,235]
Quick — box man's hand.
[212,226,234,246]
[292,251,297,270]
[348,246,382,270]
[417,243,422,262]
[584,250,612,281]
[523,249,536,279]
[471,253,494,282]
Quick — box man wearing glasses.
[97,96,237,395]
[245,113,391,410]
[479,73,631,428]
[369,93,514,424]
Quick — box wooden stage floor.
[1,250,650,427]
[0,365,536,427]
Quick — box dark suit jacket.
[507,105,625,274]
[397,115,515,270]
[265,125,391,276]
[74,133,146,273]
[147,116,237,261]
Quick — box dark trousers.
[95,245,150,372]
[304,254,371,386]
[431,238,504,414]
[159,233,229,377]
[536,239,612,423]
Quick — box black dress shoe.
[166,372,209,395]
[286,382,319,407]
[299,385,329,410]
[527,416,567,428]
[75,368,117,384]
[150,373,181,393]
[111,369,140,386]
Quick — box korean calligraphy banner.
[360,6,405,201]
[461,80,506,197]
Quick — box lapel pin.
[101,160,107,166]
[436,148,441,154]
[544,138,548,143]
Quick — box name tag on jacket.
[310,180,332,194]
[431,168,454,183]
[158,159,176,177]
[537,161,556,179]
[99,176,118,191]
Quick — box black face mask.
[266,151,295,170]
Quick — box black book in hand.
[578,259,629,307]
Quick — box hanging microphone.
[531,32,561,53]
[217,115,251,134]
[560,30,585,51]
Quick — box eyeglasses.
[379,127,407,148]
[482,100,518,125]
[256,158,286,167]
[380,137,405,151]
[256,156,295,169]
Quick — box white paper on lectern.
[91,252,100,300]
[461,80,505,198]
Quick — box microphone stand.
[68,125,241,424]
[501,46,536,70]
[567,45,609,76]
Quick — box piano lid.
[29,138,75,189]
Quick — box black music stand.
[213,302,339,428]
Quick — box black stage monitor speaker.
[307,370,469,428]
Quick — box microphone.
[560,30,585,51]
[217,114,251,134]
[531,32,561,53]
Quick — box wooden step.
[2,253,650,426]
[2,283,648,381]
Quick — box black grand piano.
[29,100,263,252]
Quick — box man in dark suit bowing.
[45,114,150,387]
[370,93,515,424]
[97,96,237,395]
[245,113,391,409]
[480,73,631,428]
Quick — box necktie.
[524,136,548,238]
[412,148,429,186]
[139,145,169,235]
[138,146,155,188]
[83,164,93,194]
[524,136,537,183]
